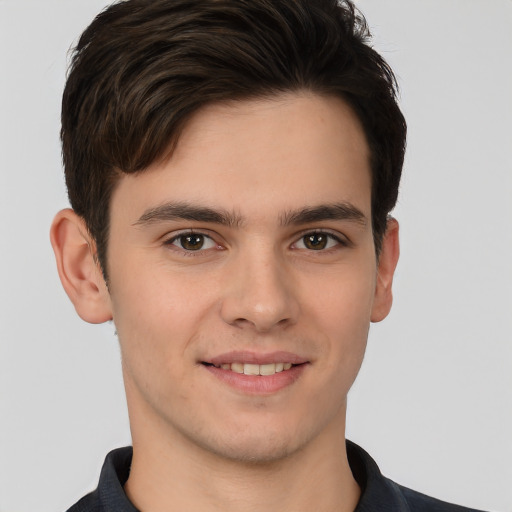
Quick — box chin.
[180,415,324,465]
[203,434,300,465]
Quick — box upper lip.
[205,351,309,366]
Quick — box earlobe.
[50,208,113,324]
[371,218,400,323]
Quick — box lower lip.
[203,364,307,395]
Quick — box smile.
[201,351,309,394]
[205,362,294,376]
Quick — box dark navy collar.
[67,441,485,511]
[347,440,409,511]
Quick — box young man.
[50,0,486,510]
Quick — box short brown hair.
[61,0,406,277]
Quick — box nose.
[220,248,300,332]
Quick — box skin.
[51,92,399,512]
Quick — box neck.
[124,404,360,512]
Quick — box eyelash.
[163,229,348,255]
[292,230,348,251]
[163,230,221,256]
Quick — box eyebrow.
[279,203,367,227]
[134,201,367,228]
[134,202,243,227]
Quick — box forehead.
[111,93,372,222]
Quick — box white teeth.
[231,362,244,374]
[216,362,295,375]
[260,363,276,376]
[243,363,260,375]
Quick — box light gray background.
[0,1,511,511]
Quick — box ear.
[371,218,400,323]
[50,208,113,323]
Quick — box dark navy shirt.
[67,441,487,511]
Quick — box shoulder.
[65,447,136,512]
[347,441,489,512]
[394,481,488,512]
[66,491,101,512]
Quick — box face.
[103,93,394,462]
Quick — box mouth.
[202,361,298,376]
[201,352,309,394]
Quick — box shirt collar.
[347,440,410,511]
[93,441,410,511]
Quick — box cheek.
[312,264,377,332]
[109,264,194,374]
[111,255,210,327]
[108,255,225,379]
[307,265,375,379]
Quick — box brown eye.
[294,232,343,251]
[169,233,216,251]
[303,233,328,250]
[180,234,205,250]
